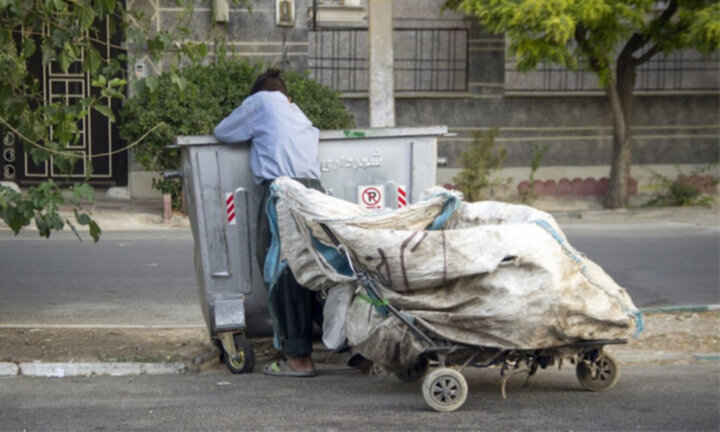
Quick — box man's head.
[250,69,289,97]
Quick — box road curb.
[0,362,19,377]
[12,362,186,377]
[639,305,719,314]
[612,352,693,365]
[694,354,720,363]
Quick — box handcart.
[320,223,627,412]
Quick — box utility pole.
[368,0,395,127]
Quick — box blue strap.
[262,184,287,350]
[310,232,354,277]
[427,192,462,230]
[633,310,645,337]
[263,185,282,286]
[267,260,288,350]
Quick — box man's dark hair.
[250,69,288,96]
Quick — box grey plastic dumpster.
[174,126,447,373]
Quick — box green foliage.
[119,58,355,208]
[453,129,507,202]
[682,3,720,53]
[444,0,719,85]
[644,166,718,207]
[520,144,549,203]
[0,181,101,241]
[282,70,356,130]
[445,0,719,209]
[0,0,247,239]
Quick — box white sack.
[321,283,355,351]
[269,178,640,368]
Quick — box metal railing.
[308,28,468,92]
[505,50,720,93]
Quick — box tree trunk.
[603,60,636,209]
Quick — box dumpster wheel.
[576,353,619,392]
[219,332,255,374]
[422,368,468,412]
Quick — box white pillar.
[368,0,395,127]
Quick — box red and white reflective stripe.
[226,193,236,225]
[398,185,407,208]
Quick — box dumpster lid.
[173,126,449,147]
[318,126,448,140]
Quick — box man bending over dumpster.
[214,69,323,377]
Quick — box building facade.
[126,0,719,198]
[6,1,715,197]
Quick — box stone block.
[543,179,557,196]
[557,178,572,196]
[0,362,19,376]
[570,178,584,196]
[598,177,610,196]
[517,180,530,195]
[583,178,598,196]
[532,180,544,196]
[19,362,186,377]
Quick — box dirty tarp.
[268,177,641,370]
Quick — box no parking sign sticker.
[358,185,384,210]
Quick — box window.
[309,28,468,93]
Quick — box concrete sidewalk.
[59,192,720,231]
[1,183,716,232]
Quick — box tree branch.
[621,0,678,59]
[574,25,603,75]
[0,114,166,159]
[633,43,663,66]
[623,33,646,58]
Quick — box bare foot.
[286,355,315,373]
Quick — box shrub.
[453,129,507,202]
[520,144,549,203]
[644,166,718,207]
[119,58,355,207]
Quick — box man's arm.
[214,98,256,143]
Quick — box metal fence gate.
[2,19,127,187]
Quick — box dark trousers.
[256,178,324,358]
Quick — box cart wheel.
[422,368,468,412]
[576,353,619,392]
[396,356,429,382]
[224,334,255,374]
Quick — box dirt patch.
[0,328,278,367]
[606,311,719,364]
[628,311,719,354]
[1,312,717,369]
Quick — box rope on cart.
[356,292,389,309]
[426,191,462,230]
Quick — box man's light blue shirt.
[214,90,321,184]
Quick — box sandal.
[262,360,316,377]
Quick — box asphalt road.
[0,230,203,327]
[562,221,720,308]
[0,220,717,327]
[1,364,718,431]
